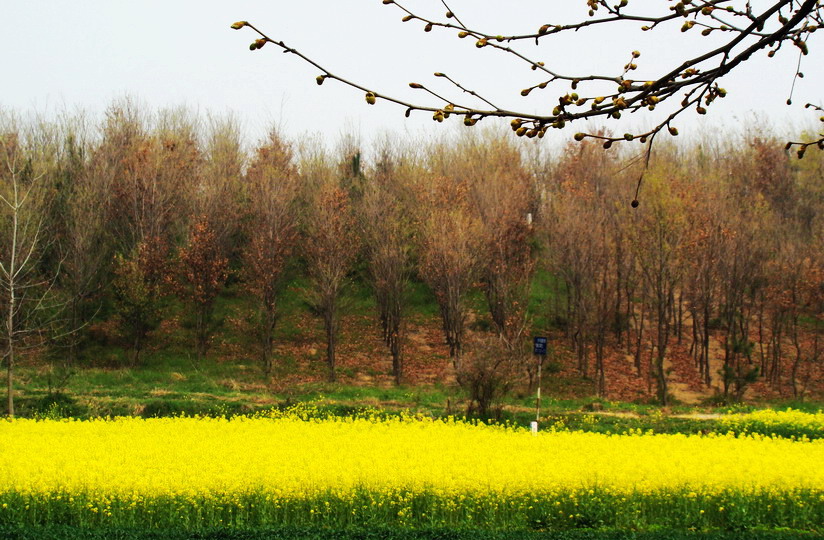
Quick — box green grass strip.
[1,489,822,532]
[1,526,823,540]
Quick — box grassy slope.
[9,270,824,422]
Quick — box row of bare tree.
[1,101,822,416]
[546,132,824,404]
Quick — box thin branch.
[232,0,820,152]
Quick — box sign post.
[532,337,548,434]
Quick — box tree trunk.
[595,334,606,397]
[614,244,623,346]
[195,309,204,365]
[702,303,711,386]
[5,345,13,418]
[757,299,766,377]
[656,316,670,406]
[325,309,337,383]
[390,332,402,386]
[634,304,645,375]
[262,304,277,377]
[790,319,802,398]
[263,329,273,377]
[5,204,17,417]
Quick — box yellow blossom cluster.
[718,408,824,439]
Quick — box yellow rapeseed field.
[718,408,824,439]
[0,413,822,530]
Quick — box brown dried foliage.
[303,178,360,382]
[242,132,299,375]
[175,216,229,364]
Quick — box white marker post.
[536,359,542,422]
[532,337,547,435]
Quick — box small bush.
[459,336,522,419]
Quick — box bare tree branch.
[231,0,821,152]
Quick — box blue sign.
[533,337,548,356]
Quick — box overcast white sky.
[1,1,821,148]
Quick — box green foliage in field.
[1,526,822,540]
[1,489,823,533]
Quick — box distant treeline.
[0,100,822,415]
